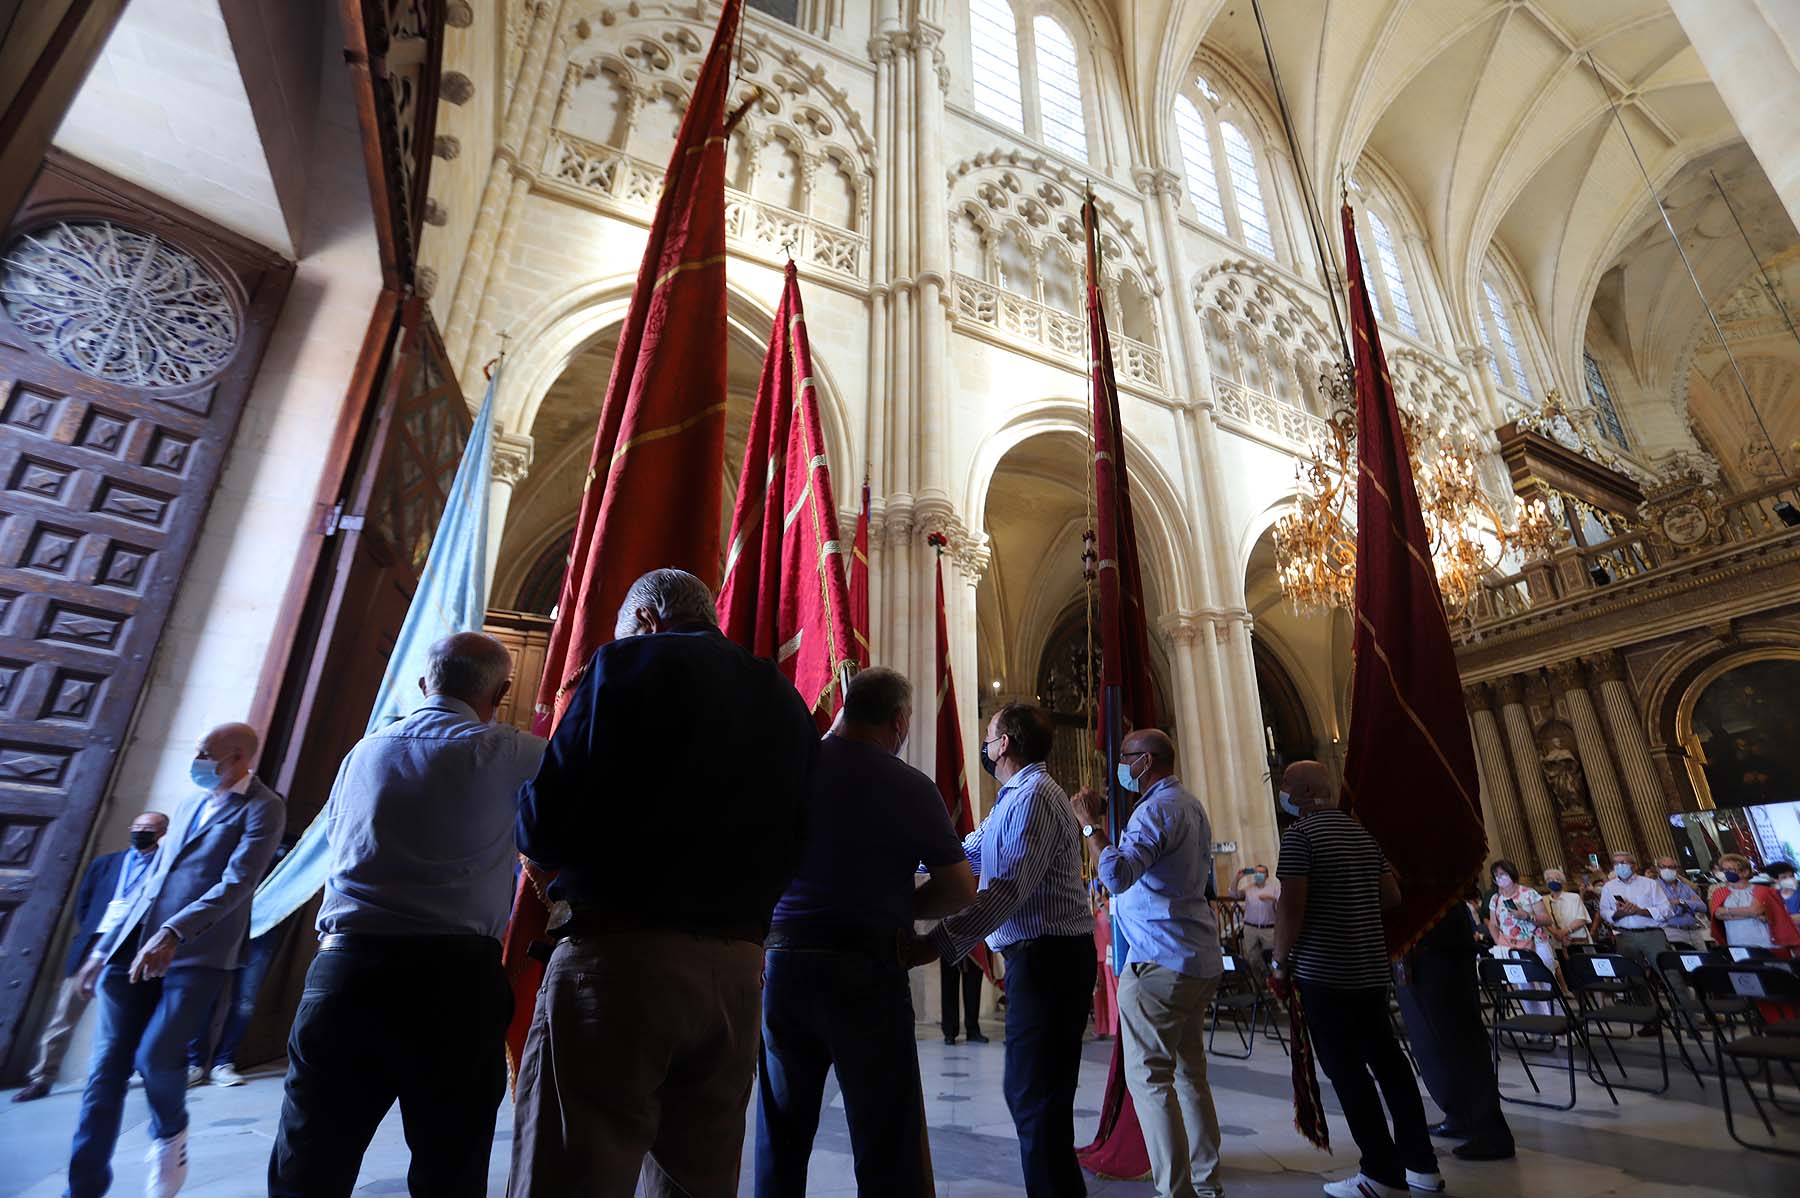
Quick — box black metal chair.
[1653,949,1741,1071]
[1563,952,1683,1092]
[1477,954,1618,1110]
[1691,962,1800,1156]
[1207,949,1281,1059]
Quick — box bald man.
[1075,729,1224,1198]
[271,632,545,1198]
[69,722,285,1198]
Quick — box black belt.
[554,908,764,947]
[317,932,497,957]
[1244,922,1275,929]
[766,925,904,958]
[1000,933,1092,960]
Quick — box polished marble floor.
[2,1019,1791,1196]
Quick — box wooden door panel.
[0,155,291,1065]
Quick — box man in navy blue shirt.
[509,569,819,1197]
[754,667,975,1196]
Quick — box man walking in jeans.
[1074,728,1224,1198]
[925,703,1094,1197]
[755,667,976,1195]
[1274,761,1439,1198]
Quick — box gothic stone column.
[1548,659,1636,858]
[1497,674,1564,872]
[1588,651,1677,861]
[1466,684,1527,868]
[485,431,533,590]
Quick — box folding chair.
[1691,963,1800,1156]
[1564,952,1683,1092]
[1207,950,1280,1059]
[1653,949,1738,1071]
[1477,954,1618,1110]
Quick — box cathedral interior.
[1,1,1797,1194]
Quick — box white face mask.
[1614,863,1634,880]
[1781,878,1798,894]
[1493,873,1513,890]
[1659,868,1678,883]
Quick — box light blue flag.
[249,366,499,938]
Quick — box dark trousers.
[1297,981,1437,1189]
[268,937,511,1198]
[941,956,984,1039]
[1395,951,1512,1149]
[755,949,926,1196]
[189,928,280,1069]
[1003,935,1097,1198]
[69,964,227,1198]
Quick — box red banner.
[930,543,995,985]
[719,261,856,721]
[1337,202,1487,955]
[499,0,744,1077]
[850,473,871,668]
[1074,194,1153,1183]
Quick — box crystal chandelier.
[1274,363,1564,619]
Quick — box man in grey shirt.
[269,632,544,1198]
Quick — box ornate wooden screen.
[0,155,291,1061]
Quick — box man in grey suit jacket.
[67,722,285,1198]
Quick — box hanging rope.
[1710,169,1800,355]
[1250,0,1351,362]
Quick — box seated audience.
[1539,869,1589,952]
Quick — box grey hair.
[424,632,513,702]
[614,568,718,639]
[842,666,912,725]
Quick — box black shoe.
[966,1032,990,1044]
[943,1035,957,1045]
[1453,1140,1515,1162]
[1635,1023,1661,1038]
[11,1079,50,1103]
[1427,1122,1469,1140]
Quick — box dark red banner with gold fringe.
[499,0,744,1079]
[719,261,856,723]
[1075,192,1153,1183]
[1337,201,1487,956]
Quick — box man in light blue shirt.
[1075,729,1224,1198]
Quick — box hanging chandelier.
[1273,363,1563,619]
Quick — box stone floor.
[3,1019,1792,1196]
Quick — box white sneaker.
[145,1127,188,1198]
[1406,1170,1445,1193]
[1323,1175,1408,1198]
[185,1065,205,1088]
[209,1063,245,1087]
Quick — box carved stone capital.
[1157,611,1203,646]
[1583,650,1627,685]
[1456,344,1493,371]
[492,432,533,488]
[1133,167,1182,200]
[1546,659,1587,695]
[1463,682,1494,712]
[1495,674,1526,707]
[868,32,899,64]
[882,493,915,541]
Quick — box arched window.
[1583,351,1628,447]
[1174,96,1224,231]
[1482,279,1530,397]
[1368,211,1417,336]
[1220,122,1274,258]
[971,0,1025,132]
[968,3,1091,162]
[1032,17,1087,162]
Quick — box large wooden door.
[0,154,291,1061]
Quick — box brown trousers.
[29,975,92,1085]
[508,930,764,1198]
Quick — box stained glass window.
[971,0,1025,132]
[1369,211,1417,336]
[1032,16,1087,162]
[0,220,239,387]
[1175,96,1225,230]
[1584,351,1628,446]
[1221,122,1275,258]
[1484,279,1530,396]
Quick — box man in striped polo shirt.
[1273,762,1440,1198]
[926,702,1094,1197]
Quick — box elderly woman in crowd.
[1708,854,1800,953]
[1539,868,1590,954]
[1486,860,1556,1012]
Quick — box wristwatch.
[1082,823,1096,839]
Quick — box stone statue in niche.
[1536,718,1603,867]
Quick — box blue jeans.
[69,964,227,1198]
[754,948,925,1197]
[189,930,280,1069]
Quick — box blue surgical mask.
[1117,760,1142,794]
[189,758,223,792]
[1723,870,1741,884]
[1614,863,1633,880]
[1278,790,1301,818]
[1548,880,1564,893]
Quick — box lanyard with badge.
[95,856,149,936]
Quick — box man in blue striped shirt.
[926,703,1093,1196]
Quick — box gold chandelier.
[1274,363,1562,619]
